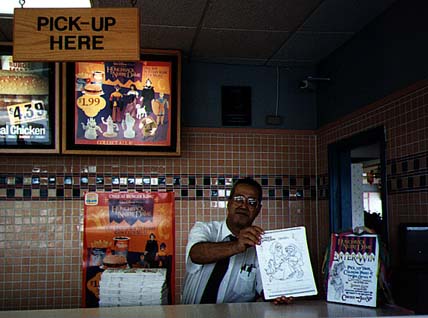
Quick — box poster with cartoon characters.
[73,57,175,148]
[256,226,318,299]
[82,192,175,307]
[326,233,379,307]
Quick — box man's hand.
[189,226,263,264]
[236,225,264,252]
[272,296,294,305]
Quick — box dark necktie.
[199,235,237,304]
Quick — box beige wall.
[0,128,318,310]
[1,81,427,310]
[317,81,428,269]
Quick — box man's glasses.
[231,195,259,208]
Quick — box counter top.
[0,300,417,318]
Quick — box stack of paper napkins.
[99,268,168,307]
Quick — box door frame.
[327,126,388,243]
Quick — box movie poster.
[74,60,172,147]
[82,192,175,307]
[326,233,379,307]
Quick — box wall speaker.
[221,86,251,126]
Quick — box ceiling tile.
[273,32,352,62]
[203,0,321,31]
[301,0,397,32]
[138,0,207,26]
[2,0,399,66]
[140,26,195,53]
[192,29,288,61]
[93,0,207,26]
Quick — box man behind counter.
[182,177,293,305]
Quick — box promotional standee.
[82,192,175,307]
[326,233,379,308]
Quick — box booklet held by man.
[256,226,318,299]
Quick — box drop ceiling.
[0,0,397,67]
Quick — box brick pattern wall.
[1,80,427,310]
[317,81,428,269]
[0,128,318,310]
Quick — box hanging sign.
[13,8,140,62]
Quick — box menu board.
[0,50,58,152]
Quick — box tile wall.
[317,81,428,268]
[0,128,318,310]
[1,79,427,311]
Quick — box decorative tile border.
[387,150,428,194]
[316,150,428,200]
[0,173,318,200]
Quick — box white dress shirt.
[181,220,262,304]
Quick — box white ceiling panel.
[1,0,398,66]
[273,31,352,62]
[140,25,195,51]
[193,29,288,58]
[202,0,321,31]
[300,0,397,32]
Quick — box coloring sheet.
[256,226,318,299]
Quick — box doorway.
[327,126,388,244]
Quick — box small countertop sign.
[326,232,379,308]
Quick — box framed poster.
[82,192,175,307]
[62,49,181,156]
[0,45,60,153]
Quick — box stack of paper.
[99,268,168,307]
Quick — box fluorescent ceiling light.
[0,0,92,14]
